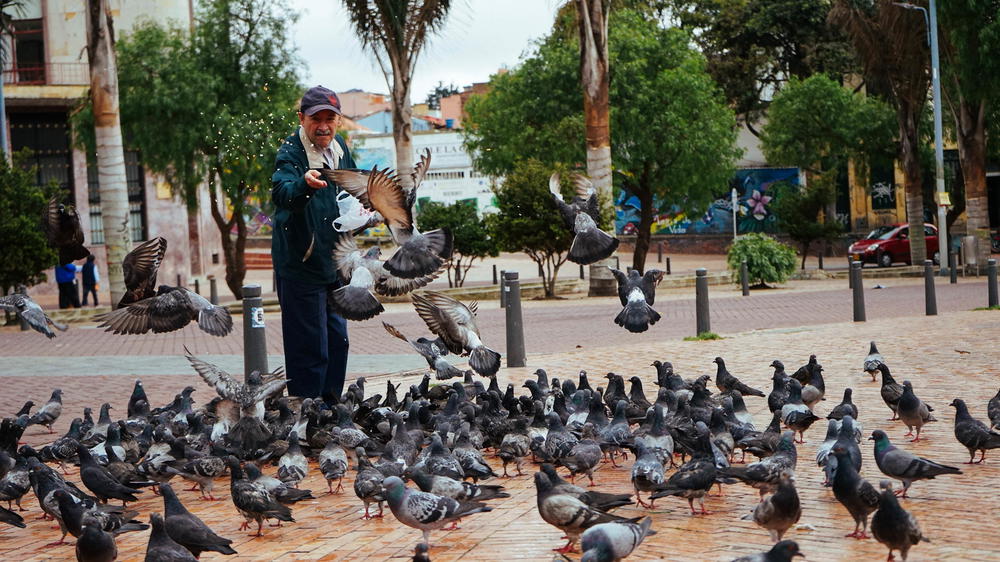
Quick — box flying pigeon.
[383,321,464,380]
[96,285,233,337]
[411,291,500,377]
[43,196,90,266]
[579,516,655,562]
[184,351,287,418]
[871,480,930,561]
[0,292,68,338]
[609,268,664,333]
[870,429,960,497]
[950,398,1000,463]
[896,381,935,441]
[323,163,453,279]
[383,475,492,547]
[549,172,619,265]
[118,237,167,307]
[863,341,884,382]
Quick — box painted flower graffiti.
[747,189,772,220]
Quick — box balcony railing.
[2,62,90,86]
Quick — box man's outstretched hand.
[305,169,326,189]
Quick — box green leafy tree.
[486,159,573,298]
[465,9,740,273]
[726,232,797,288]
[424,81,459,110]
[760,74,895,266]
[0,151,57,297]
[416,200,498,287]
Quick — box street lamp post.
[894,0,948,275]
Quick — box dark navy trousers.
[275,273,349,403]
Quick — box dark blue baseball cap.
[300,85,342,116]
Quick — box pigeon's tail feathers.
[59,245,90,267]
[51,320,69,332]
[113,521,150,535]
[469,346,501,377]
[454,501,492,518]
[568,229,619,265]
[614,301,660,333]
[198,306,234,337]
[434,361,465,381]
[425,228,454,260]
[329,285,384,321]
[266,503,294,522]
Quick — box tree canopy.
[0,151,57,295]
[416,200,498,287]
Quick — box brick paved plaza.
[0,278,998,560]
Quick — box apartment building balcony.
[2,62,90,105]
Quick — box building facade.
[2,0,227,304]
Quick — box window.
[9,112,73,193]
[87,150,148,244]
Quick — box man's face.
[299,109,341,149]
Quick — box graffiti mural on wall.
[614,167,800,235]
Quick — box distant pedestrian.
[81,254,100,306]
[55,263,81,309]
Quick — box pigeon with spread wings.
[410,291,500,377]
[609,268,664,333]
[118,237,167,308]
[329,234,443,321]
[323,150,452,279]
[0,292,67,338]
[382,321,465,380]
[95,285,233,337]
[550,172,619,265]
[43,197,90,266]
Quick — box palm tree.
[86,0,131,306]
[341,0,452,188]
[830,1,932,265]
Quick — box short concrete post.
[665,257,671,275]
[695,268,710,336]
[492,264,497,285]
[988,259,998,308]
[847,258,854,290]
[657,241,663,263]
[924,260,937,316]
[242,284,268,382]
[579,264,584,280]
[209,277,218,305]
[504,272,526,368]
[740,261,749,296]
[193,278,200,295]
[852,261,866,322]
[949,251,958,284]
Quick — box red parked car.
[848,223,940,267]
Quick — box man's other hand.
[305,169,326,189]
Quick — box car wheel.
[878,251,892,268]
[932,251,940,265]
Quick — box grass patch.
[973,305,1000,311]
[684,331,722,341]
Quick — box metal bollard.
[949,252,958,284]
[579,264,585,280]
[499,270,507,308]
[695,268,710,336]
[851,261,866,322]
[614,256,620,270]
[209,277,218,305]
[194,279,200,295]
[504,272,526,368]
[176,274,182,287]
[988,259,998,308]
[847,258,854,290]
[740,261,749,296]
[492,264,498,285]
[665,257,671,275]
[657,242,663,263]
[242,284,268,382]
[924,260,937,316]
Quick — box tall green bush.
[726,233,797,288]
[416,200,498,287]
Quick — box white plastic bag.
[333,190,376,232]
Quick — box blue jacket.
[270,129,356,285]
[55,264,78,284]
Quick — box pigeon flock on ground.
[0,337,995,561]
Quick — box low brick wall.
[617,234,856,256]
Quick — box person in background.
[55,262,82,309]
[81,255,99,306]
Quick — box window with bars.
[9,112,74,193]
[87,151,147,244]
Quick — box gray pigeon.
[535,471,637,554]
[384,321,463,380]
[277,431,308,486]
[579,516,655,562]
[863,341,884,382]
[411,291,500,377]
[119,237,167,307]
[383,475,491,546]
[354,447,387,519]
[160,483,236,557]
[408,469,509,502]
[742,471,800,543]
[27,388,64,433]
[76,523,117,562]
[319,440,349,494]
[559,423,603,486]
[950,398,1000,463]
[877,364,904,420]
[730,540,803,562]
[549,172,620,265]
[870,429,960,497]
[871,480,930,561]
[630,442,666,508]
[826,388,858,421]
[896,381,935,441]
[145,512,197,561]
[715,357,766,397]
[498,418,531,477]
[224,456,293,536]
[96,285,233,336]
[609,268,664,333]
[0,293,68,338]
[988,388,1000,431]
[830,445,879,540]
[720,431,797,497]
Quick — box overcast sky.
[287,0,562,103]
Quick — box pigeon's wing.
[122,237,167,293]
[428,292,480,334]
[570,173,596,199]
[365,167,413,230]
[639,270,664,305]
[250,379,288,405]
[333,235,365,281]
[549,173,579,229]
[409,149,432,206]
[43,197,61,242]
[184,351,245,402]
[95,289,195,334]
[185,291,233,337]
[321,168,372,202]
[405,490,461,524]
[609,268,629,306]
[374,261,445,297]
[411,292,465,354]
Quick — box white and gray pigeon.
[27,389,63,433]
[863,341,884,382]
[277,431,308,487]
[535,471,638,554]
[609,268,664,333]
[0,293,67,338]
[742,471,801,543]
[383,321,464,380]
[382,476,492,547]
[96,285,233,337]
[411,291,500,377]
[549,172,620,265]
[580,516,655,562]
[870,429,960,497]
[896,381,935,442]
[318,440,349,494]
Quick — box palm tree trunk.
[955,97,989,265]
[87,0,131,307]
[897,102,926,265]
[390,65,415,189]
[633,184,653,274]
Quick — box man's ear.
[297,111,306,125]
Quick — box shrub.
[726,233,797,288]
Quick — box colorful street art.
[614,167,800,235]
